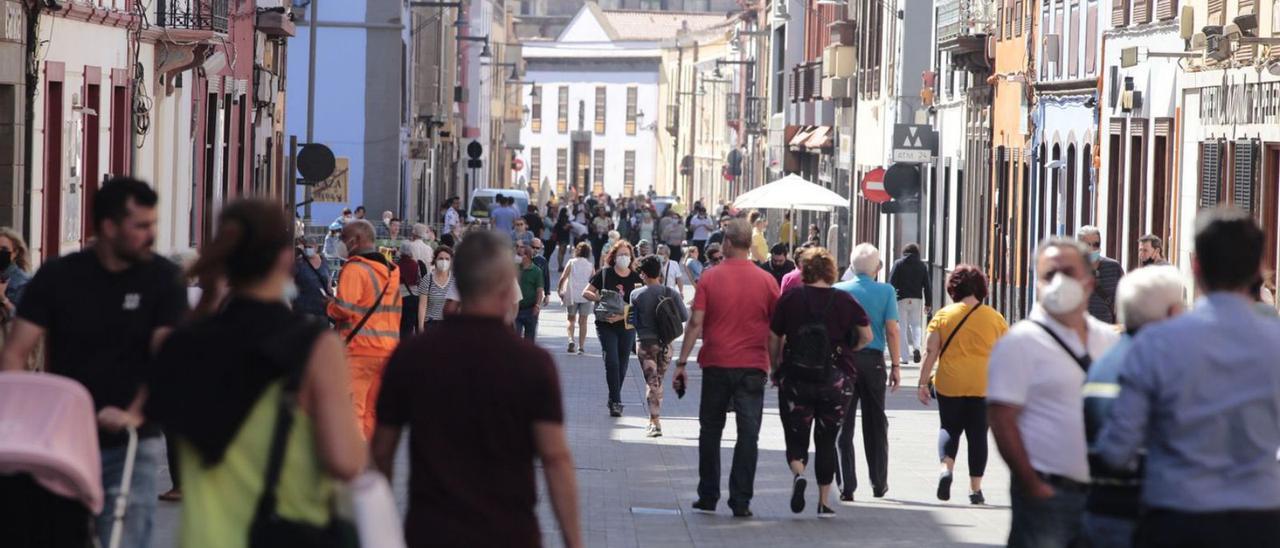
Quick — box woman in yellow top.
[146,200,367,548]
[915,264,1008,505]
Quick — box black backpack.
[784,288,840,382]
[653,261,684,344]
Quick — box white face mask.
[303,247,316,258]
[515,254,524,264]
[1040,273,1086,315]
[615,255,632,269]
[436,259,451,272]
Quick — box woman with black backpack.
[767,248,873,518]
[628,256,690,437]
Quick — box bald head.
[342,219,376,254]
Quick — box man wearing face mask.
[987,237,1120,548]
[1077,226,1125,324]
[292,236,332,319]
[1136,234,1168,267]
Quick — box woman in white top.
[558,242,596,355]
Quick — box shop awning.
[804,126,833,150]
[788,126,814,149]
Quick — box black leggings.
[936,394,988,477]
[778,372,855,486]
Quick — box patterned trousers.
[637,340,672,419]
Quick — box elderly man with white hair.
[832,243,902,501]
[1082,265,1184,548]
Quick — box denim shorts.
[566,302,593,316]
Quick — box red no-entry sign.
[861,167,890,203]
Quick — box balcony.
[937,0,991,71]
[156,0,229,33]
[744,96,765,135]
[727,92,741,124]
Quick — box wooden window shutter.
[1155,0,1176,20]
[1134,0,1150,24]
[1234,0,1258,64]
[1207,0,1225,25]
[1015,0,1023,35]
[1199,140,1222,209]
[1153,119,1171,137]
[1233,139,1259,212]
[1112,0,1128,26]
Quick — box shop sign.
[1199,75,1280,127]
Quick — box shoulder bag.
[593,268,626,317]
[928,304,982,399]
[1030,320,1093,373]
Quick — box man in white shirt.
[443,196,461,236]
[988,237,1120,548]
[655,244,684,296]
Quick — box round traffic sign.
[860,167,889,203]
[513,158,525,171]
[885,163,922,199]
[297,143,336,182]
[467,141,483,160]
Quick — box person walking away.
[762,243,796,286]
[396,240,426,338]
[674,219,780,517]
[553,208,573,269]
[442,196,462,236]
[832,243,901,500]
[780,244,815,294]
[656,244,685,296]
[1096,209,1280,547]
[515,243,544,341]
[144,199,366,548]
[523,204,545,240]
[1077,225,1125,323]
[1136,234,1169,267]
[0,227,31,323]
[491,194,518,235]
[327,220,401,439]
[689,206,715,258]
[915,265,1007,504]
[408,223,434,266]
[683,245,704,285]
[779,212,794,250]
[748,211,769,264]
[629,256,690,437]
[659,209,685,263]
[582,241,642,417]
[707,214,731,248]
[372,230,583,548]
[0,177,188,548]
[889,243,933,364]
[768,247,873,518]
[988,237,1119,548]
[558,242,595,354]
[291,237,332,319]
[637,209,656,244]
[1078,266,1184,547]
[415,246,460,329]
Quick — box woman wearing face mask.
[290,237,332,319]
[582,241,642,417]
[416,246,461,329]
[0,227,31,323]
[638,210,656,244]
[146,199,367,548]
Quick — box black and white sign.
[891,124,938,164]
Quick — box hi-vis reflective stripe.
[333,299,372,314]
[1082,382,1121,398]
[350,261,399,313]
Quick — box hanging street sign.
[891,124,938,164]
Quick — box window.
[624,151,636,196]
[1055,3,1065,77]
[1086,1,1098,73]
[557,87,568,133]
[1015,0,1024,35]
[1069,1,1081,77]
[1134,0,1151,24]
[531,85,542,133]
[110,82,128,176]
[594,86,606,134]
[1156,0,1178,20]
[1207,0,1224,25]
[557,148,568,194]
[530,147,541,188]
[593,149,605,193]
[1112,0,1128,26]
[1041,8,1051,78]
[626,87,638,135]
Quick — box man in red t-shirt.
[675,218,780,518]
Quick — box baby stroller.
[0,371,139,548]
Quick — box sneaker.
[969,490,985,505]
[645,424,662,438]
[839,492,854,503]
[567,342,576,353]
[158,488,182,502]
[913,349,921,363]
[691,499,716,514]
[577,348,586,356]
[790,475,808,514]
[609,403,623,417]
[817,504,836,518]
[872,486,888,498]
[730,506,753,518]
[937,471,953,501]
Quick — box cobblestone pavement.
[153,291,1011,548]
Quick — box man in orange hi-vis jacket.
[328,219,401,438]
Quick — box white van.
[468,189,530,222]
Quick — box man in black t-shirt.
[371,230,582,548]
[1,177,187,548]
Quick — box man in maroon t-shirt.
[675,218,780,518]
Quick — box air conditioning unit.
[822,45,856,78]
[823,77,850,99]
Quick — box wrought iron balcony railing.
[156,0,229,33]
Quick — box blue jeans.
[598,325,636,405]
[1083,512,1138,548]
[97,436,164,548]
[1009,479,1088,548]
[697,367,766,511]
[515,307,538,340]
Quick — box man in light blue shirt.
[490,194,518,235]
[1096,208,1280,546]
[832,243,901,501]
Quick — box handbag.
[593,269,626,317]
[928,303,982,399]
[249,360,358,548]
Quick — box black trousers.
[837,349,888,496]
[1137,508,1280,547]
[697,367,766,512]
[936,394,989,477]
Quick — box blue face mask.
[1088,250,1101,263]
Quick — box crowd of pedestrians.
[4,176,1280,548]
